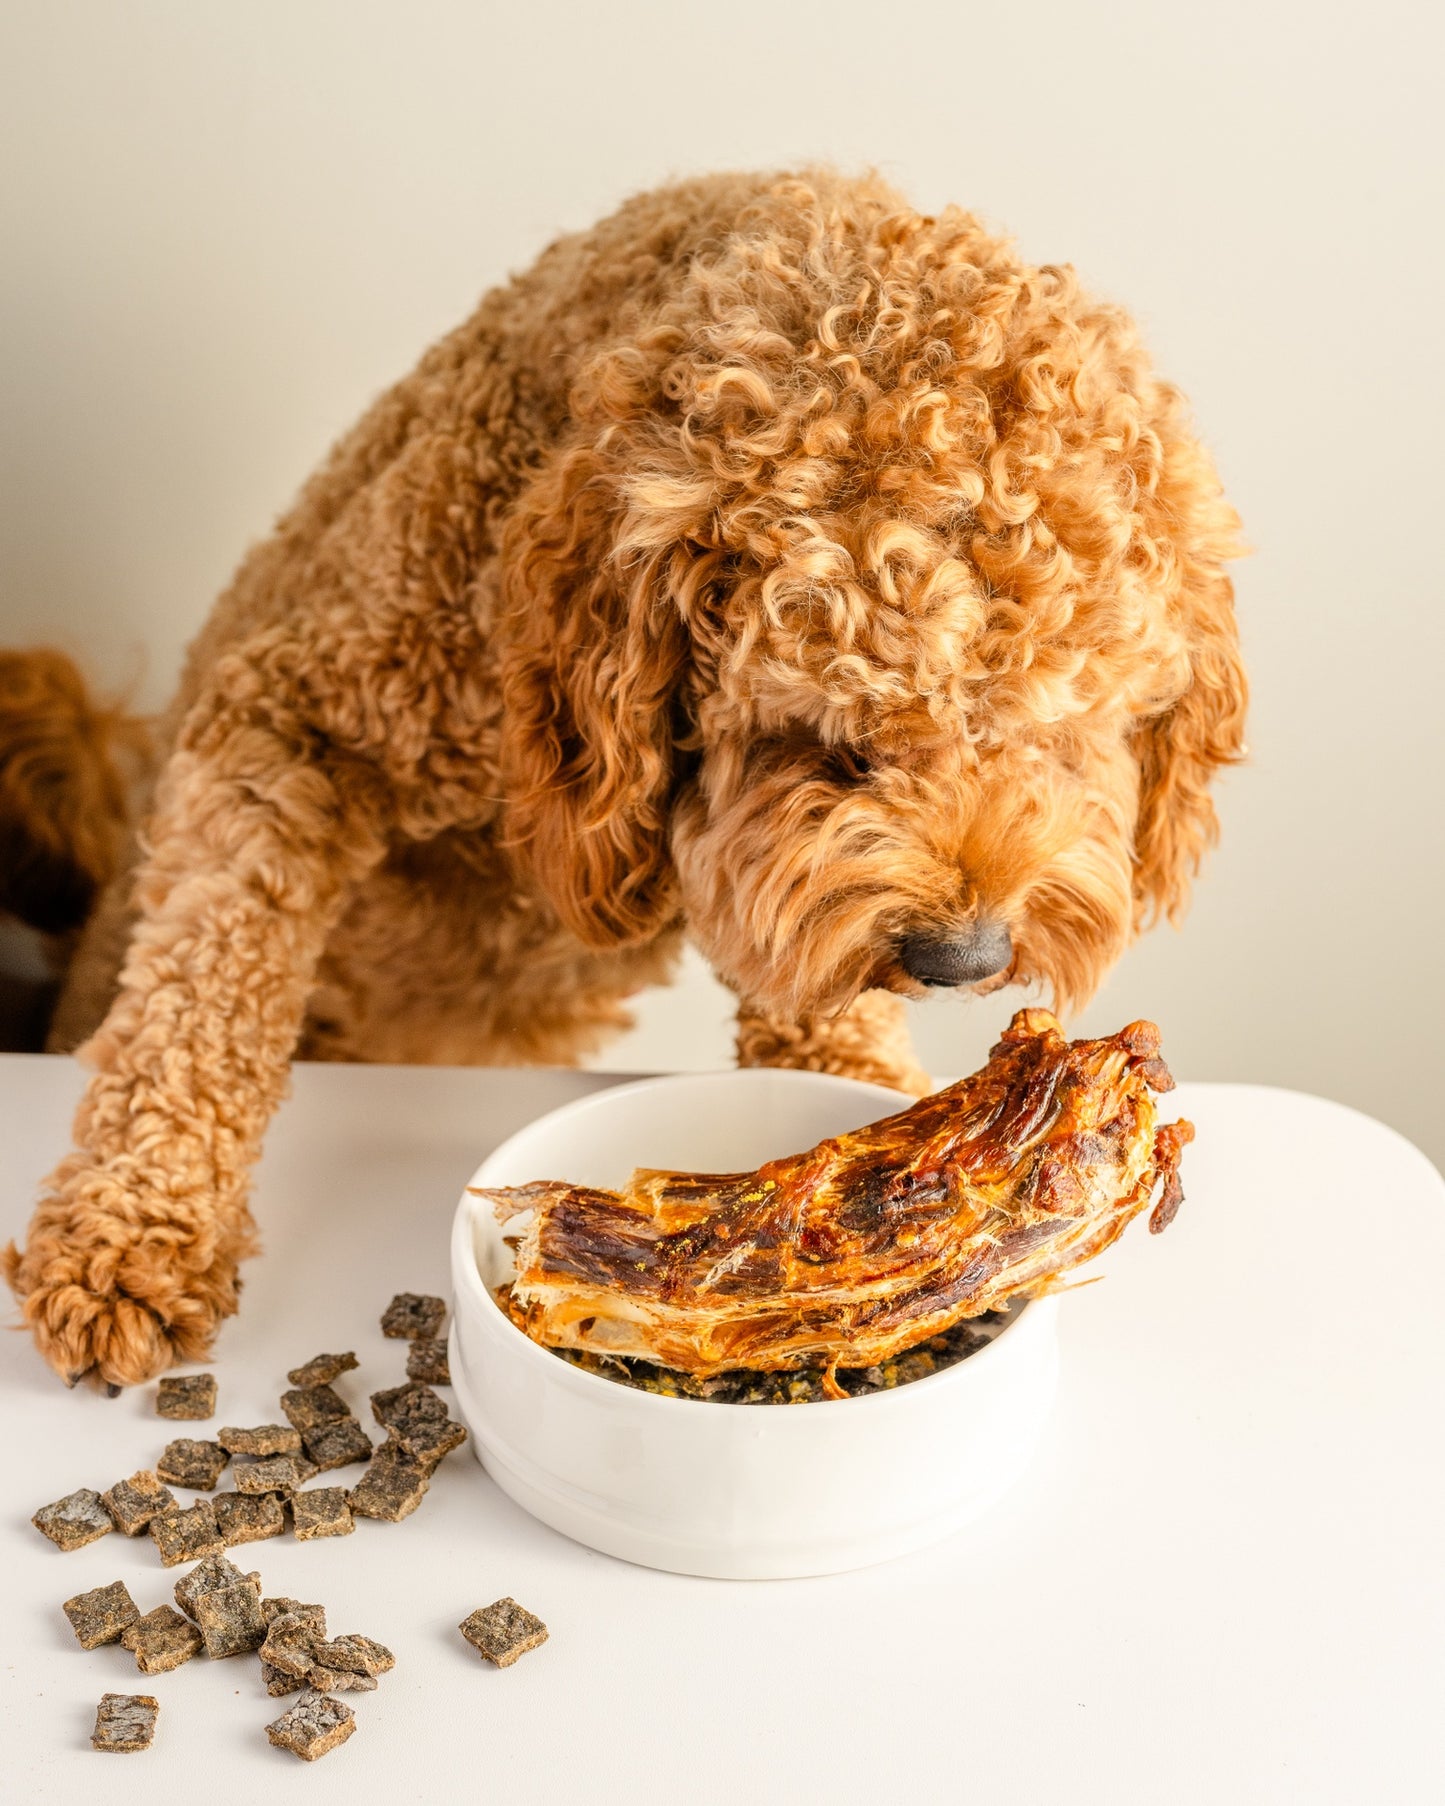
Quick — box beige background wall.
[2,0,1441,1164]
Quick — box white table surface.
[1,1053,1441,1805]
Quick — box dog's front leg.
[3,661,389,1387]
[735,991,932,1097]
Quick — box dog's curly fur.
[2,168,1245,1386]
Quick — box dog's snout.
[898,921,1013,988]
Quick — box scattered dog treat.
[91,1692,159,1753]
[308,1634,395,1693]
[32,1487,113,1551]
[396,1417,468,1469]
[194,1579,268,1658]
[279,1384,350,1435]
[174,1553,259,1621]
[380,1293,445,1340]
[151,1501,226,1569]
[233,1454,318,1495]
[218,1424,302,1457]
[290,1487,355,1541]
[156,1374,217,1420]
[120,1605,203,1674]
[259,1599,328,1697]
[259,1610,325,1680]
[369,1383,467,1468]
[347,1441,431,1523]
[405,1336,450,1385]
[100,1470,177,1537]
[262,1597,328,1634]
[214,1490,287,1545]
[458,1597,548,1668]
[155,1438,229,1491]
[265,1690,355,1762]
[63,1580,141,1649]
[286,1352,359,1388]
[301,1415,374,1473]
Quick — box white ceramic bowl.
[449,1068,1059,1579]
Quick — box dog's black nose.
[898,921,1013,988]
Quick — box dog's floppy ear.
[497,441,690,948]
[1130,515,1248,928]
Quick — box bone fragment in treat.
[290,1486,355,1540]
[155,1373,216,1420]
[286,1351,359,1388]
[217,1423,303,1457]
[63,1580,140,1649]
[301,1415,374,1472]
[32,1487,114,1551]
[100,1470,177,1536]
[380,1293,446,1340]
[481,1010,1194,1380]
[265,1690,356,1761]
[173,1552,260,1620]
[120,1605,203,1674]
[194,1580,268,1658]
[214,1490,287,1545]
[347,1442,430,1523]
[91,1693,159,1753]
[155,1438,229,1491]
[406,1336,450,1385]
[459,1597,548,1667]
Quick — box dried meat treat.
[194,1580,267,1658]
[32,1487,113,1551]
[91,1693,159,1753]
[260,1611,324,1678]
[63,1580,141,1649]
[396,1417,468,1470]
[156,1374,216,1420]
[100,1471,177,1537]
[307,1634,394,1692]
[214,1490,286,1546]
[174,1552,259,1620]
[458,1597,548,1668]
[286,1352,359,1388]
[265,1690,355,1762]
[380,1293,446,1340]
[217,1424,302,1457]
[280,1384,350,1434]
[233,1454,318,1495]
[302,1416,374,1473]
[120,1605,203,1674]
[370,1383,466,1467]
[347,1442,430,1523]
[262,1597,327,1634]
[262,1664,306,1698]
[150,1499,227,1567]
[290,1488,354,1541]
[155,1438,229,1491]
[406,1336,451,1385]
[483,1011,1193,1382]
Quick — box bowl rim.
[452,1065,1050,1418]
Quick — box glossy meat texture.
[478,1010,1193,1384]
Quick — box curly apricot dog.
[3,168,1245,1386]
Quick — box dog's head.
[499,175,1246,1021]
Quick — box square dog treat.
[101,1471,177,1537]
[309,1634,395,1692]
[265,1690,355,1762]
[259,1611,324,1679]
[348,1443,430,1524]
[290,1487,354,1541]
[397,1416,468,1470]
[380,1293,446,1340]
[174,1552,258,1620]
[215,1490,286,1545]
[371,1382,447,1434]
[156,1374,216,1420]
[406,1337,451,1385]
[63,1580,140,1649]
[91,1692,159,1753]
[217,1424,302,1457]
[120,1605,203,1674]
[233,1454,317,1495]
[286,1351,358,1388]
[262,1664,306,1698]
[156,1438,229,1491]
[262,1597,328,1635]
[458,1597,548,1668]
[194,1579,267,1658]
[150,1500,225,1567]
[302,1416,373,1473]
[279,1384,349,1435]
[32,1487,113,1551]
